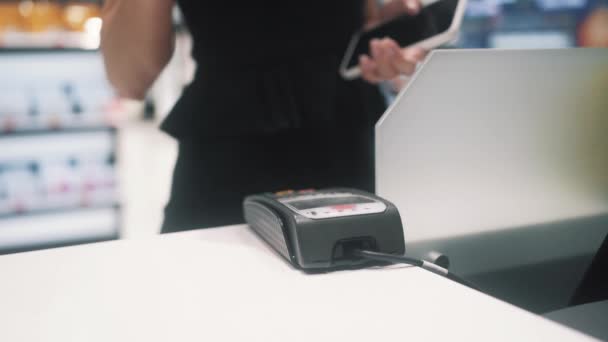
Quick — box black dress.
[160,1,386,233]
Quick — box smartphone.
[340,0,468,80]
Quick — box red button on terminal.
[275,190,294,196]
[332,204,355,211]
[298,189,315,193]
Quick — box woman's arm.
[101,0,175,100]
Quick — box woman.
[101,0,426,233]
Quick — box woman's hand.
[359,39,427,84]
[360,0,428,84]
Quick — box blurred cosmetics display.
[459,0,607,48]
[0,81,115,133]
[0,128,119,251]
[0,49,120,253]
[0,0,102,49]
[0,150,116,217]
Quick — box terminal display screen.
[286,196,376,211]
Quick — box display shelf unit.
[0,0,102,50]
[0,30,101,50]
[0,49,121,255]
[0,206,119,255]
[458,0,600,48]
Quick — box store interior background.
[0,0,607,255]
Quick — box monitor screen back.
[376,48,608,243]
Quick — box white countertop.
[0,225,598,342]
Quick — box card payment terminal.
[243,188,405,271]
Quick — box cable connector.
[352,249,479,291]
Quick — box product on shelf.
[0,2,20,32]
[0,82,116,133]
[0,161,41,215]
[0,152,117,217]
[62,2,101,32]
[17,0,64,33]
[0,88,29,133]
[79,154,117,207]
[0,1,102,49]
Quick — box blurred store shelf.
[0,47,121,254]
[0,130,117,218]
[0,1,102,50]
[0,29,100,50]
[0,207,118,254]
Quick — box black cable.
[351,249,424,267]
[351,249,480,291]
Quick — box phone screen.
[346,0,458,69]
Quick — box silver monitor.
[376,48,608,273]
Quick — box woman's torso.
[177,1,364,68]
[162,0,383,140]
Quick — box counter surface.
[0,225,598,341]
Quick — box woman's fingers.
[403,46,428,63]
[359,38,429,84]
[371,38,401,79]
[360,55,382,84]
[384,39,417,76]
[402,0,422,15]
[371,38,421,78]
